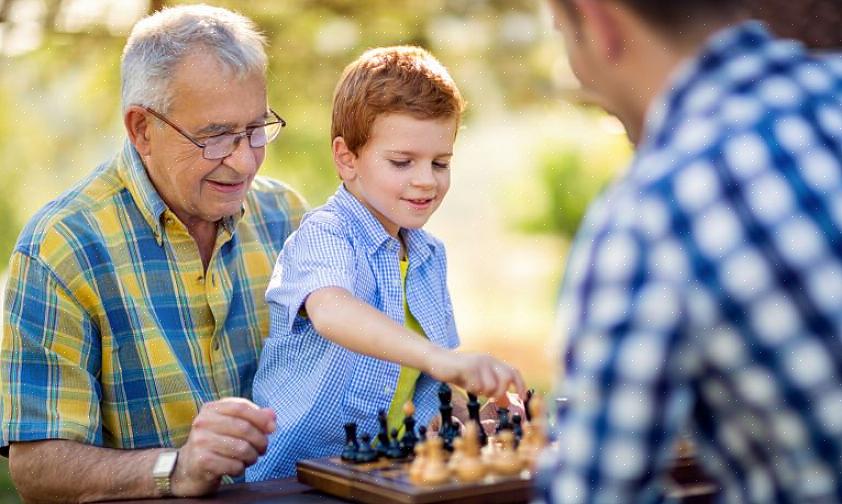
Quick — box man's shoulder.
[246,176,306,210]
[14,159,125,258]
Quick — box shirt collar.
[640,21,777,147]
[331,184,437,263]
[117,139,244,244]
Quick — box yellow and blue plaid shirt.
[1,140,306,453]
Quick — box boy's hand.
[428,351,526,400]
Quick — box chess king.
[246,46,527,481]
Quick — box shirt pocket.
[341,354,398,422]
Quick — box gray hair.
[121,4,267,114]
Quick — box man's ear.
[573,0,624,60]
[332,136,358,181]
[124,106,153,157]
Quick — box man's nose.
[224,134,260,175]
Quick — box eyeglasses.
[144,107,286,160]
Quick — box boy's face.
[343,113,457,238]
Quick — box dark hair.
[745,0,842,50]
[557,0,745,31]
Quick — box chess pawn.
[355,433,379,463]
[421,436,450,485]
[386,428,404,459]
[518,423,540,471]
[492,431,523,476]
[454,422,486,483]
[408,442,427,485]
[447,437,464,473]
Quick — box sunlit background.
[0,0,633,498]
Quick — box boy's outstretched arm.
[305,286,527,400]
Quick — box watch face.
[153,451,178,476]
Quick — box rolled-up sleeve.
[266,217,356,336]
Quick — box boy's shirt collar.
[332,183,437,265]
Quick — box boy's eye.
[389,159,411,168]
[433,161,450,170]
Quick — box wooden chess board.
[296,456,533,504]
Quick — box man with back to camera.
[1,5,306,501]
[539,0,842,501]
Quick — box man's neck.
[617,16,745,144]
[180,216,218,271]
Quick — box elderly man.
[1,5,305,501]
[540,0,842,502]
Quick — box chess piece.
[408,442,427,484]
[512,414,523,444]
[447,437,465,473]
[355,433,379,463]
[400,401,419,457]
[493,430,523,476]
[421,436,450,485]
[341,422,359,462]
[454,421,486,483]
[466,393,487,446]
[496,407,511,434]
[386,428,404,459]
[518,423,540,471]
[528,396,548,447]
[376,409,390,458]
[437,382,460,451]
[523,389,534,422]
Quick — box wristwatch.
[152,449,179,497]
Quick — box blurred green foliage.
[0,0,558,264]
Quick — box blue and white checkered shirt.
[539,22,842,503]
[247,184,459,480]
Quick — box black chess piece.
[386,428,404,459]
[512,414,523,445]
[418,425,428,442]
[437,382,460,451]
[466,392,487,446]
[376,409,390,458]
[400,405,418,457]
[496,407,512,434]
[524,389,535,422]
[356,433,379,463]
[341,422,359,462]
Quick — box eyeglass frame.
[143,106,286,160]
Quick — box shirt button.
[197,276,205,284]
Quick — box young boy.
[246,46,526,480]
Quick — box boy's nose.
[411,164,437,187]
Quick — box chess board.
[297,456,533,504]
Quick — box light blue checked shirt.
[247,184,459,480]
[538,23,842,503]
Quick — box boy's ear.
[332,136,358,181]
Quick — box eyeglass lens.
[202,123,282,159]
